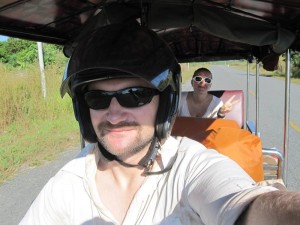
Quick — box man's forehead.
[196,71,211,77]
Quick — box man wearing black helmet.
[20,23,300,225]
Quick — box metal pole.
[282,49,291,184]
[37,42,46,98]
[246,60,250,128]
[255,60,260,137]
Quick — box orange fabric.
[171,117,264,182]
[204,127,264,182]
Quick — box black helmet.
[61,23,181,143]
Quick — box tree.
[0,38,65,69]
[291,50,300,78]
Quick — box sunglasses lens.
[194,76,203,82]
[84,87,159,110]
[205,78,212,84]
[84,91,112,109]
[117,88,157,108]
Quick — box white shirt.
[179,92,223,118]
[19,137,277,225]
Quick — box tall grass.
[0,64,80,183]
[1,60,292,183]
[229,57,287,76]
[0,61,206,183]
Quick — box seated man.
[179,68,239,118]
[20,23,300,225]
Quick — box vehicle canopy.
[0,0,299,71]
[1,0,299,184]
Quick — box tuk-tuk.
[1,1,300,224]
[1,0,299,188]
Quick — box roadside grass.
[0,64,80,184]
[229,59,300,84]
[0,61,203,184]
[1,59,298,184]
[182,60,300,84]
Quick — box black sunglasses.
[192,76,212,84]
[84,87,160,110]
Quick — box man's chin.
[101,140,133,155]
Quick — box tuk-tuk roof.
[0,0,299,70]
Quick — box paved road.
[1,65,299,224]
[0,147,80,225]
[189,64,300,190]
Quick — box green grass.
[0,64,80,184]
[228,59,300,84]
[0,59,298,184]
[0,61,205,184]
[180,60,300,85]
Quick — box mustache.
[97,121,139,130]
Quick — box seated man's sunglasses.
[192,76,212,84]
[84,87,160,110]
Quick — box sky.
[0,35,8,42]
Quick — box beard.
[96,121,154,159]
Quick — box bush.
[291,51,300,78]
[0,38,65,69]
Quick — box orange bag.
[172,117,264,182]
[203,127,264,182]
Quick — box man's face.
[191,71,212,93]
[87,78,159,159]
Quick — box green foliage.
[0,38,66,69]
[0,63,79,183]
[291,51,300,78]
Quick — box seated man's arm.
[235,189,300,225]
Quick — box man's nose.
[199,80,206,87]
[106,97,127,124]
